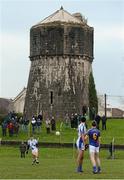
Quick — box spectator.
[31,116,36,134]
[73,113,78,128]
[23,117,29,133]
[36,117,42,133]
[14,121,20,136]
[70,114,74,128]
[102,115,107,130]
[45,118,51,134]
[19,141,27,158]
[7,122,14,137]
[95,114,101,129]
[1,122,7,136]
[37,113,43,122]
[51,116,56,131]
[20,116,24,131]
[65,113,70,128]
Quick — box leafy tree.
[88,71,98,120]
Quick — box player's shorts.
[32,148,38,155]
[89,145,99,153]
[76,138,85,150]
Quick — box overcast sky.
[0,0,124,104]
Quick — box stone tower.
[24,7,94,119]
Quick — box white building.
[12,88,27,113]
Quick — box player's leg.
[35,149,39,164]
[89,145,97,173]
[95,148,101,173]
[32,150,37,165]
[76,139,85,172]
[32,149,39,164]
[32,155,36,164]
[77,149,84,172]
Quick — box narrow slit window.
[50,91,53,105]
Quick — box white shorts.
[76,138,85,151]
[32,148,38,155]
[89,145,99,153]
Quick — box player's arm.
[80,133,88,150]
[26,143,30,154]
[81,133,85,142]
[36,143,38,148]
[98,136,101,146]
[84,131,89,150]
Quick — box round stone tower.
[24,7,94,119]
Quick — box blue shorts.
[76,138,85,150]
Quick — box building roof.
[12,87,27,102]
[32,6,87,28]
[0,98,12,113]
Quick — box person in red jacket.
[7,122,14,136]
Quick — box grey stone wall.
[24,55,91,119]
[24,22,93,119]
[30,24,93,58]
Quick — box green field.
[0,119,124,179]
[0,146,124,179]
[1,119,124,145]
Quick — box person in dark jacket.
[19,141,27,158]
[101,115,107,130]
[51,116,56,131]
[1,122,7,136]
[95,114,101,129]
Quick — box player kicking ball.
[26,136,39,165]
[85,120,101,174]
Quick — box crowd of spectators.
[1,110,107,138]
[0,111,57,137]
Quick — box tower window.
[50,91,53,105]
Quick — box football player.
[85,120,101,173]
[76,116,87,172]
[26,136,39,165]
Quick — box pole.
[112,137,115,159]
[105,94,107,118]
[59,122,63,144]
[73,137,76,159]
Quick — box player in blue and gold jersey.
[85,120,101,174]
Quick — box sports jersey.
[87,128,100,147]
[78,123,87,138]
[77,122,87,149]
[27,139,38,151]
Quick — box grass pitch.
[1,119,124,145]
[0,146,124,179]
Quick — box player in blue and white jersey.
[85,120,101,174]
[26,136,39,165]
[76,116,87,173]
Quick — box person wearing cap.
[85,120,101,174]
[76,116,87,173]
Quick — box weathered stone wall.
[24,22,93,119]
[30,25,93,57]
[24,55,91,119]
